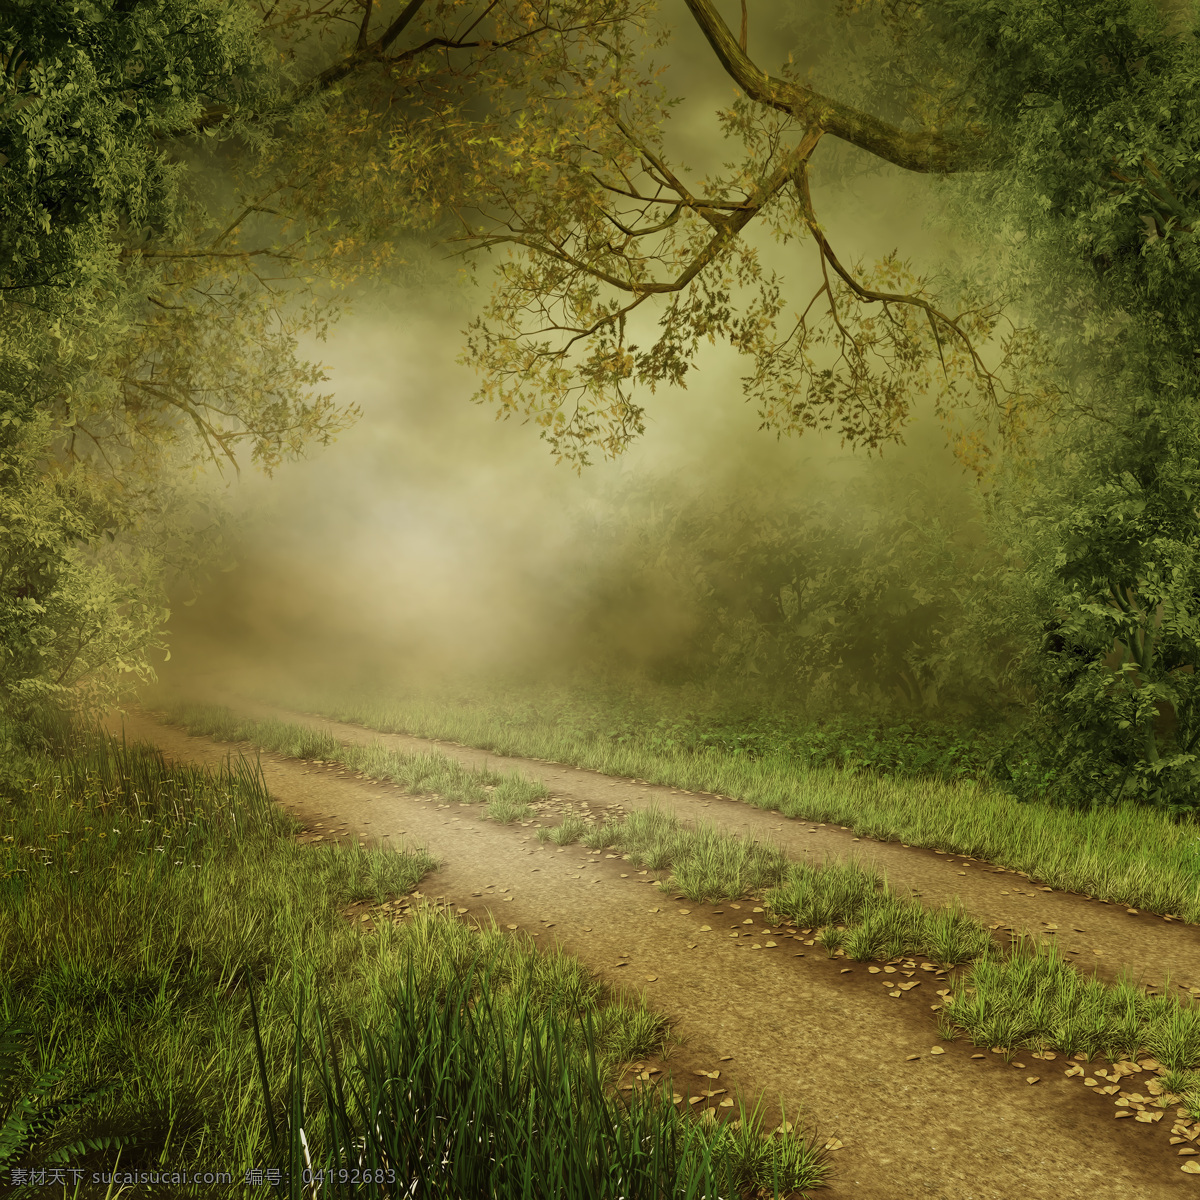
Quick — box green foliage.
[567,453,1024,719]
[907,0,1200,811]
[248,957,828,1198]
[945,940,1200,1068]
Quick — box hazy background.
[154,0,995,708]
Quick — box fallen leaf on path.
[719,1098,734,1107]
[898,982,920,991]
[1180,1149,1200,1156]
[1026,1077,1040,1085]
[823,1139,844,1151]
[906,1054,920,1061]
[889,989,902,997]
[1115,1111,1134,1119]
[840,968,852,973]
[699,925,712,932]
[506,924,517,930]
[1135,1111,1165,1123]
[971,1054,985,1059]
[868,967,882,974]
[1182,1161,1200,1173]
[930,1047,946,1055]
[645,975,658,981]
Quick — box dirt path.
[197,696,1200,992]
[113,705,1199,1198]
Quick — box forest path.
[112,703,1197,1199]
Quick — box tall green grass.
[941,939,1200,1114]
[158,702,547,822]
[250,954,828,1199]
[271,686,1200,922]
[1,712,830,1196]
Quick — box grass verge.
[1,712,827,1197]
[156,701,548,824]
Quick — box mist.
[154,1,1000,710]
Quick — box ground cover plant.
[939,942,1200,1119]
[268,682,1200,923]
[580,803,1200,1103]
[252,953,828,1199]
[1,711,827,1197]
[159,701,548,824]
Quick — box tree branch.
[681,0,999,173]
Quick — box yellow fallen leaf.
[889,989,902,997]
[1183,1162,1200,1174]
[868,966,882,974]
[1181,1149,1200,1156]
[930,1047,946,1056]
[1026,1076,1040,1084]
[645,975,658,981]
[1115,1110,1134,1119]
[1065,1065,1084,1077]
[719,1097,734,1108]
[823,1139,844,1151]
[898,981,921,991]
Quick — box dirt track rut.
[112,703,1200,1199]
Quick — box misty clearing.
[4,0,1200,1196]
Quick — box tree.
[5,0,1200,814]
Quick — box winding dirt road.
[112,700,1200,1199]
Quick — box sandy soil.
[110,703,1200,1198]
